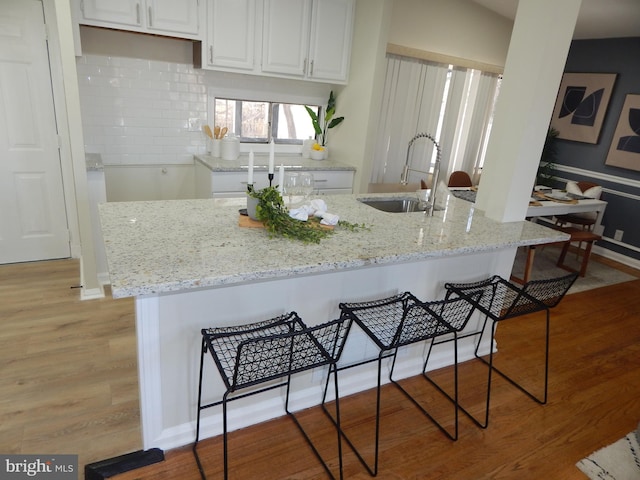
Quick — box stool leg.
[321,352,387,477]
[477,310,550,406]
[472,316,495,429]
[286,369,344,480]
[193,338,208,480]
[389,335,459,440]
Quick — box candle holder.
[268,172,274,187]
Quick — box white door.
[0,0,70,264]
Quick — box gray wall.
[552,37,640,261]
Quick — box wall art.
[605,93,640,171]
[550,72,617,144]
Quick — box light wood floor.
[1,255,639,479]
[0,259,139,471]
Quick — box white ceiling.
[471,0,640,39]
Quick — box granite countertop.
[195,154,356,172]
[99,189,569,299]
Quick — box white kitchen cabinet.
[195,162,354,198]
[307,0,355,82]
[261,0,312,78]
[205,0,257,71]
[105,165,196,201]
[261,0,354,83]
[78,0,203,40]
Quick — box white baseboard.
[81,285,105,300]
[593,245,640,271]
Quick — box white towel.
[319,212,339,226]
[288,199,339,225]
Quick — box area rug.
[576,430,640,480]
[510,245,637,294]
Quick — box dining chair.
[447,171,473,187]
[555,180,602,257]
[555,180,602,229]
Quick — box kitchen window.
[213,97,319,145]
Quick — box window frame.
[211,96,321,147]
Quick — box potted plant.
[305,91,345,156]
[536,127,559,186]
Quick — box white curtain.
[371,54,500,187]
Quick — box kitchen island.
[99,189,569,451]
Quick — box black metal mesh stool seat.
[324,292,477,476]
[443,272,578,428]
[193,312,352,480]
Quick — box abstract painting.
[551,72,617,144]
[605,94,640,171]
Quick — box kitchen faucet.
[401,132,441,214]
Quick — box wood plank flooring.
[1,255,639,479]
[0,259,139,471]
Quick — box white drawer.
[212,172,269,193]
[211,169,354,194]
[309,170,354,190]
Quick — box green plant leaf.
[324,106,335,124]
[328,117,344,129]
[327,90,336,112]
[304,106,322,136]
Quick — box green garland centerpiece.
[247,186,367,244]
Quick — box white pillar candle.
[247,150,254,186]
[278,164,285,195]
[268,139,275,174]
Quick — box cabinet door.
[81,0,140,27]
[147,0,200,35]
[262,0,312,77]
[208,0,256,70]
[308,0,354,82]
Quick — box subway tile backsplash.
[76,54,208,165]
[76,53,330,166]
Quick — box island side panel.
[136,248,516,451]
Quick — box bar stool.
[442,272,578,428]
[323,292,477,476]
[193,312,352,480]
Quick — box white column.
[475,0,582,222]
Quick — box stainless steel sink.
[358,197,426,213]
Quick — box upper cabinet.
[205,0,256,71]
[262,0,354,83]
[307,0,355,83]
[78,0,203,40]
[261,0,312,78]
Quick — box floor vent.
[85,448,164,480]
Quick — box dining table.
[450,187,608,284]
[449,187,608,228]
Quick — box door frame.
[43,0,104,299]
